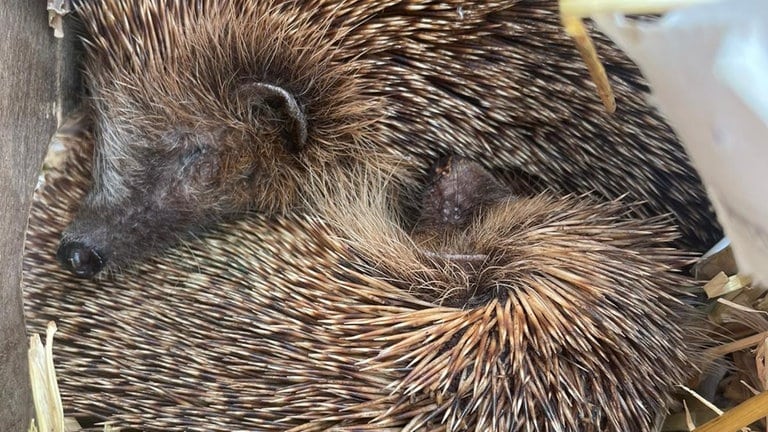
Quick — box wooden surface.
[0,2,61,431]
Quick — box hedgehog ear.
[237,82,308,153]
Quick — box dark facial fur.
[60,0,721,278]
[59,0,387,276]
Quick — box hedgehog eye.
[236,82,308,154]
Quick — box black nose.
[56,241,105,278]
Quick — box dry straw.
[27,322,114,432]
[684,245,768,431]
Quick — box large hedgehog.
[26,122,702,431]
[26,0,718,430]
[55,0,720,278]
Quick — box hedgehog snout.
[56,240,105,279]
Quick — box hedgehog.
[315,155,704,431]
[24,126,704,431]
[56,0,721,279]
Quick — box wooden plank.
[0,2,60,431]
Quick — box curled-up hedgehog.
[25,135,705,430]
[315,156,704,431]
[57,0,720,278]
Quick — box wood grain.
[0,2,60,430]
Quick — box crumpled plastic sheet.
[594,0,768,284]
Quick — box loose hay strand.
[693,391,768,432]
[28,321,65,432]
[704,272,753,298]
[28,322,115,432]
[561,16,616,113]
[559,0,721,114]
[704,331,768,358]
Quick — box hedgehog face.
[57,120,252,277]
[56,0,381,277]
[56,81,312,277]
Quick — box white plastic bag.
[594,0,768,284]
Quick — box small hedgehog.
[25,134,704,431]
[57,0,721,278]
[317,156,703,431]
